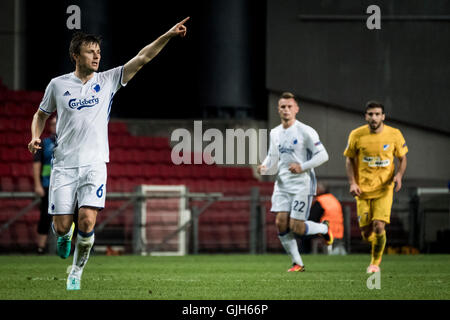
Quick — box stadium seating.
[0,84,279,253]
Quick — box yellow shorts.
[356,188,393,227]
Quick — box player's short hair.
[279,92,299,105]
[365,100,385,114]
[69,32,102,64]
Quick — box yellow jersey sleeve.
[394,129,408,158]
[343,130,357,158]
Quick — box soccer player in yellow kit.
[344,101,408,273]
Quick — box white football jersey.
[39,66,126,168]
[262,120,328,194]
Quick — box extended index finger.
[179,16,190,25]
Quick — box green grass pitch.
[0,254,449,300]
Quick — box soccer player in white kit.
[28,17,189,290]
[258,92,333,272]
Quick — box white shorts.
[270,190,314,221]
[48,162,107,215]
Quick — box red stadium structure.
[0,81,283,253]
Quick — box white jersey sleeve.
[300,127,329,171]
[39,80,57,115]
[100,66,127,93]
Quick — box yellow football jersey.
[343,124,408,199]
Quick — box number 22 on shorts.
[293,200,305,212]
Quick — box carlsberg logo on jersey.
[68,96,100,110]
[278,138,298,154]
[279,145,295,154]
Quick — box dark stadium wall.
[21,0,266,120]
[193,0,266,119]
[266,92,450,185]
[0,0,25,90]
[25,0,112,86]
[266,0,450,134]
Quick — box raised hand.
[167,17,190,38]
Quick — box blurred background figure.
[32,116,56,254]
[309,181,346,255]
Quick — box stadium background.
[0,0,449,255]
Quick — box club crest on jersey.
[68,96,100,110]
[383,144,389,151]
[91,83,101,93]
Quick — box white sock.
[304,221,328,236]
[278,231,304,266]
[71,230,95,278]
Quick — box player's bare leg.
[52,214,75,259]
[67,207,98,290]
[52,214,74,235]
[276,212,289,234]
[289,219,306,235]
[37,234,48,254]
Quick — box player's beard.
[87,63,98,73]
[77,64,96,77]
[369,120,382,131]
[81,61,98,74]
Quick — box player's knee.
[78,217,95,232]
[276,214,288,232]
[78,210,97,233]
[373,221,385,234]
[78,207,97,232]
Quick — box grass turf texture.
[0,254,448,300]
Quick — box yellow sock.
[361,231,376,243]
[370,230,386,266]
